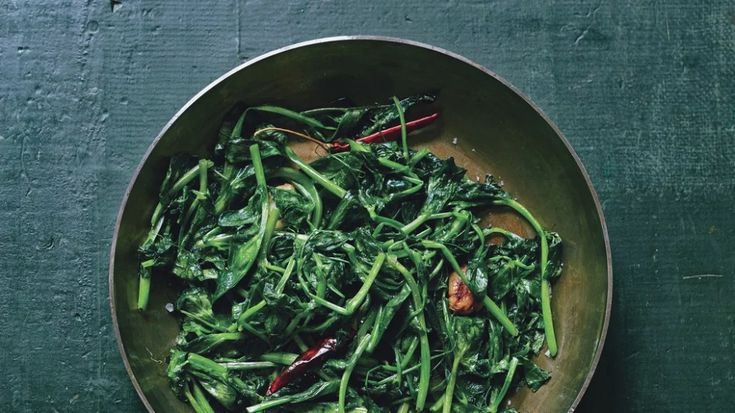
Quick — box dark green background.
[1,1,733,411]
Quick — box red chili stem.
[266,337,338,396]
[330,112,441,152]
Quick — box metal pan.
[110,36,612,413]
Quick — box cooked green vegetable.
[137,93,563,412]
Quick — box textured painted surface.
[0,1,733,412]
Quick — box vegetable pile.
[136,93,564,413]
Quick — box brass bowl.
[110,36,612,412]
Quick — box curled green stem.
[271,167,323,228]
[284,146,347,198]
[493,198,556,356]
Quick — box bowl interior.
[111,38,610,413]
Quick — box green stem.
[213,166,233,214]
[137,214,165,311]
[392,96,409,161]
[178,199,200,247]
[297,314,340,333]
[184,381,215,413]
[428,212,453,220]
[246,381,339,413]
[194,232,231,250]
[136,272,151,311]
[250,144,266,188]
[397,402,411,413]
[380,337,419,372]
[187,353,229,377]
[275,257,297,294]
[492,199,548,273]
[339,334,371,413]
[374,352,447,387]
[246,398,287,412]
[213,111,245,213]
[377,157,414,175]
[493,198,556,356]
[241,324,269,343]
[366,206,406,231]
[367,305,385,352]
[430,394,445,412]
[284,146,347,198]
[415,227,433,239]
[179,310,227,333]
[483,227,519,241]
[327,194,353,230]
[262,262,285,273]
[346,253,385,313]
[252,105,334,130]
[541,279,556,354]
[218,361,276,370]
[196,159,210,200]
[387,256,430,411]
[136,259,155,310]
[238,300,267,324]
[305,253,385,316]
[149,202,164,229]
[442,349,464,413]
[300,107,349,115]
[271,167,323,228]
[490,357,519,413]
[232,109,247,137]
[401,212,430,234]
[246,397,293,412]
[482,295,517,335]
[314,254,327,299]
[258,199,280,262]
[435,211,469,243]
[169,161,210,199]
[260,352,298,365]
[386,180,424,203]
[409,148,430,166]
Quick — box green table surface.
[1,1,733,412]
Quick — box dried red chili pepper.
[329,112,441,152]
[266,337,339,395]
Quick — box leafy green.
[136,94,563,412]
[213,144,272,301]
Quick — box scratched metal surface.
[0,1,733,412]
